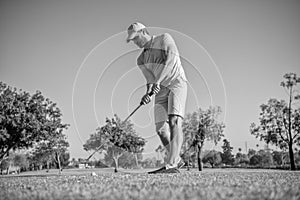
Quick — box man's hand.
[140,93,153,105]
[140,84,160,105]
[151,83,160,95]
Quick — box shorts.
[154,78,187,124]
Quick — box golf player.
[126,22,187,173]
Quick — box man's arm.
[153,33,179,85]
[138,64,155,93]
[138,65,156,105]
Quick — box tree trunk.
[113,157,118,173]
[134,153,139,168]
[187,150,190,171]
[197,143,203,171]
[46,160,50,172]
[288,142,296,170]
[288,86,296,170]
[56,153,62,175]
[0,145,14,162]
[6,162,11,175]
[112,150,119,173]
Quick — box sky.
[1,0,300,160]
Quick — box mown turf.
[0,168,299,200]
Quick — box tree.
[123,132,145,168]
[83,127,108,161]
[281,73,300,169]
[272,150,288,166]
[258,149,273,167]
[239,154,250,165]
[249,154,262,166]
[0,152,28,175]
[182,112,198,169]
[13,153,29,173]
[0,158,10,174]
[117,151,143,169]
[251,73,300,170]
[294,149,300,165]
[0,82,69,162]
[59,151,70,168]
[84,114,146,172]
[141,157,157,168]
[155,145,167,165]
[235,152,249,166]
[248,149,256,159]
[49,134,69,172]
[118,152,135,168]
[182,106,225,171]
[235,147,249,166]
[221,139,234,165]
[30,133,69,174]
[202,150,222,168]
[27,151,45,171]
[94,159,108,168]
[250,99,299,168]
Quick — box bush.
[249,154,262,166]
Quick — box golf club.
[85,144,103,161]
[123,91,154,122]
[85,91,154,161]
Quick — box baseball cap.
[126,22,146,43]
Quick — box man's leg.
[147,121,173,174]
[155,121,170,154]
[154,86,170,160]
[166,78,187,168]
[148,83,185,173]
[168,115,183,166]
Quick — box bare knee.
[168,115,179,128]
[155,121,170,149]
[155,121,168,137]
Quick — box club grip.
[148,91,154,97]
[140,91,155,105]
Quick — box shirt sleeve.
[153,33,179,84]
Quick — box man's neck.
[143,35,153,49]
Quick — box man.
[126,22,187,173]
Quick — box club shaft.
[124,104,142,122]
[86,92,155,161]
[124,91,154,122]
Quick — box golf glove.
[151,83,160,95]
[141,93,153,105]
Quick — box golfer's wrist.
[153,81,160,86]
[146,83,153,94]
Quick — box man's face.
[131,32,145,48]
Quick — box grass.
[1,168,300,200]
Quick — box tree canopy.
[221,139,235,165]
[182,106,225,151]
[182,106,225,170]
[202,150,222,168]
[30,133,69,173]
[0,82,69,162]
[83,114,146,171]
[250,73,300,170]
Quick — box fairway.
[1,168,300,200]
